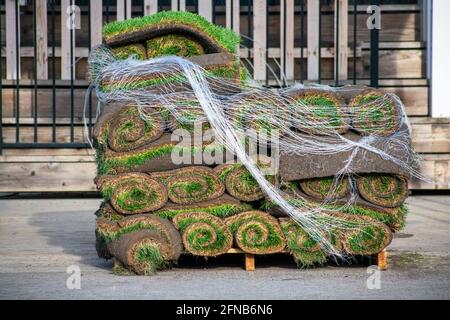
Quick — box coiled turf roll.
[151,167,225,204]
[146,34,205,58]
[168,100,211,134]
[288,89,349,135]
[104,105,164,152]
[334,215,393,256]
[108,230,176,275]
[349,89,401,136]
[95,214,183,271]
[314,213,393,256]
[172,212,233,257]
[230,96,290,136]
[299,176,350,200]
[215,164,274,202]
[96,173,168,215]
[225,211,285,254]
[356,174,409,208]
[279,218,339,267]
[112,44,147,60]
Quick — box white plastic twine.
[86,45,427,257]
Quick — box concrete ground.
[0,196,449,300]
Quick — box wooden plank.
[117,0,132,21]
[5,0,20,80]
[244,254,255,271]
[334,0,348,81]
[171,0,186,11]
[60,0,76,80]
[253,0,267,81]
[144,0,158,15]
[36,0,48,79]
[198,0,213,22]
[2,126,88,144]
[362,49,425,79]
[410,154,450,190]
[0,148,94,157]
[280,0,295,81]
[90,0,103,48]
[307,0,320,80]
[0,161,97,192]
[377,249,388,271]
[411,122,450,154]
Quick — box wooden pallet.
[112,248,388,273]
[227,248,388,272]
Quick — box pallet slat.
[144,0,158,15]
[36,0,48,80]
[5,0,20,80]
[280,0,295,81]
[253,0,267,81]
[307,0,320,80]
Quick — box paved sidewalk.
[0,196,449,300]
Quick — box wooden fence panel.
[253,0,267,81]
[5,0,20,80]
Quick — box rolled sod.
[151,166,225,205]
[230,96,290,136]
[285,88,349,135]
[261,189,408,232]
[172,212,233,257]
[107,230,176,275]
[112,44,147,60]
[146,34,205,58]
[167,100,211,134]
[96,173,168,215]
[225,211,286,254]
[103,11,240,54]
[97,133,232,175]
[279,218,332,267]
[298,176,350,200]
[279,126,413,181]
[356,174,409,208]
[99,52,243,92]
[153,195,253,219]
[94,104,164,153]
[331,214,394,256]
[96,214,182,268]
[215,163,274,202]
[349,89,401,137]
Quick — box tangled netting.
[86,45,427,257]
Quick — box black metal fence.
[0,0,422,154]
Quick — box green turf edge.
[103,11,240,54]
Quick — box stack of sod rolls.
[92,11,411,275]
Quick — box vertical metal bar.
[124,0,127,18]
[105,0,110,23]
[52,0,56,142]
[33,0,38,142]
[247,0,251,48]
[265,0,268,86]
[300,0,305,83]
[212,0,216,24]
[335,0,340,86]
[88,0,93,140]
[0,0,3,155]
[282,0,286,87]
[15,0,20,142]
[370,0,379,88]
[353,0,357,84]
[318,0,322,83]
[195,0,198,14]
[70,0,74,143]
